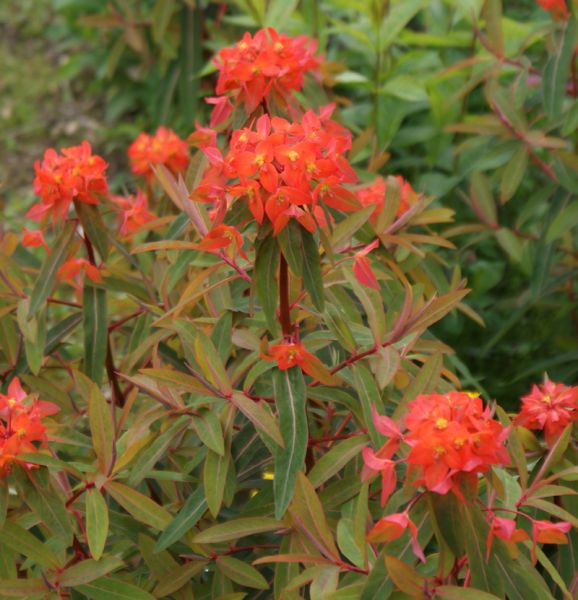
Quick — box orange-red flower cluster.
[363,392,509,502]
[27,141,108,223]
[405,392,509,495]
[0,378,59,476]
[191,106,358,235]
[262,341,336,385]
[22,228,49,253]
[357,175,416,225]
[111,190,156,236]
[57,257,102,284]
[196,224,247,260]
[515,377,578,446]
[367,511,425,562]
[210,28,320,126]
[128,126,189,181]
[537,0,569,19]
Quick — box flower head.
[357,175,416,225]
[0,377,59,477]
[262,341,336,385]
[515,377,578,446]
[22,228,49,253]
[537,0,569,19]
[111,190,156,236]
[196,224,247,260]
[27,141,108,223]
[367,512,425,562]
[211,28,320,124]
[57,257,102,284]
[128,127,189,180]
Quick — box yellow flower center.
[454,437,465,449]
[7,398,16,408]
[287,150,299,162]
[254,154,265,166]
[238,41,248,51]
[17,428,26,437]
[435,417,448,430]
[273,41,284,52]
[434,445,446,458]
[541,394,552,405]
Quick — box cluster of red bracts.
[0,378,59,477]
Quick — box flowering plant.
[1,9,577,600]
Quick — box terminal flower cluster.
[210,28,320,125]
[0,378,59,476]
[28,141,108,223]
[191,106,358,235]
[128,126,189,181]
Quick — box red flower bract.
[211,28,320,124]
[27,141,108,223]
[128,126,189,181]
[0,378,59,477]
[112,189,156,236]
[515,376,578,446]
[262,341,336,385]
[357,175,416,225]
[190,108,357,235]
[537,0,569,19]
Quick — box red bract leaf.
[353,255,379,290]
[368,512,425,562]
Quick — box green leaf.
[155,486,207,552]
[83,282,107,385]
[231,391,284,448]
[383,554,424,596]
[86,487,109,560]
[152,0,178,44]
[273,367,307,519]
[264,0,299,26]
[0,579,46,597]
[77,372,114,474]
[216,556,269,590]
[277,220,303,277]
[75,201,109,260]
[353,363,383,445]
[500,146,528,203]
[105,481,171,530]
[1,521,60,568]
[28,221,76,317]
[0,480,7,529]
[470,172,497,228]
[204,448,230,517]
[76,576,157,600]
[546,200,578,243]
[436,586,502,600]
[212,311,232,363]
[193,517,282,544]
[379,0,428,51]
[330,205,374,250]
[542,17,578,121]
[154,561,207,597]
[22,479,73,544]
[255,234,280,333]
[301,229,325,311]
[192,408,225,456]
[45,312,83,354]
[60,557,124,586]
[483,0,503,56]
[308,435,368,488]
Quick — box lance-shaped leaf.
[193,517,282,544]
[277,220,303,276]
[216,556,269,590]
[204,448,230,518]
[308,435,368,488]
[76,372,115,474]
[28,221,76,317]
[154,561,207,597]
[273,367,307,519]
[0,579,47,597]
[301,228,325,311]
[59,557,124,586]
[255,234,280,333]
[105,481,171,531]
[86,487,109,560]
[1,521,60,568]
[76,576,157,600]
[231,391,284,448]
[155,486,207,552]
[75,201,109,260]
[83,282,107,385]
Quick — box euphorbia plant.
[0,24,576,600]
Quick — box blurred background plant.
[2,0,577,408]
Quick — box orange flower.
[262,341,335,385]
[515,377,578,446]
[486,516,529,560]
[22,228,49,253]
[357,175,416,225]
[57,257,102,284]
[128,126,189,180]
[211,28,320,124]
[537,0,569,18]
[111,190,156,236]
[531,519,572,563]
[190,109,357,234]
[196,225,248,260]
[367,512,425,562]
[27,141,108,223]
[353,239,380,290]
[0,377,59,477]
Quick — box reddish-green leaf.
[105,481,171,530]
[216,556,269,590]
[76,576,157,600]
[193,517,282,544]
[86,487,109,560]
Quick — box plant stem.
[279,253,292,338]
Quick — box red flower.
[191,108,356,234]
[515,376,578,446]
[357,175,416,225]
[57,257,102,284]
[0,377,59,477]
[367,512,425,562]
[537,0,569,18]
[27,141,108,223]
[128,127,189,180]
[353,239,380,290]
[531,519,572,563]
[196,224,248,260]
[22,228,49,253]
[111,190,156,236]
[486,516,529,560]
[263,341,336,385]
[211,28,320,124]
